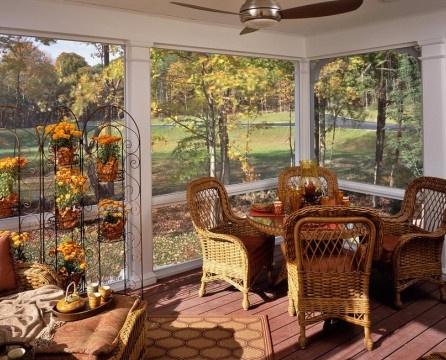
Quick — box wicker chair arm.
[381,217,419,236]
[390,229,446,267]
[213,220,269,238]
[16,262,63,290]
[394,228,445,250]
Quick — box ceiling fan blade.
[170,2,239,15]
[240,27,260,35]
[280,0,363,19]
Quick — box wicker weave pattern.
[187,177,275,310]
[284,206,383,351]
[379,176,446,308]
[278,165,339,198]
[16,262,63,289]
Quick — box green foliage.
[151,48,295,183]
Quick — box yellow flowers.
[0,156,28,199]
[1,230,30,261]
[98,199,126,224]
[1,230,30,248]
[45,119,82,149]
[0,156,28,171]
[49,239,86,274]
[54,167,88,209]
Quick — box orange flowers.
[49,239,86,274]
[45,120,82,149]
[92,134,122,164]
[92,134,122,145]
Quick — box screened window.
[150,49,295,196]
[311,48,422,189]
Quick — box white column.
[420,38,446,177]
[419,37,446,276]
[298,59,312,161]
[125,42,157,288]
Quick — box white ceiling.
[53,0,446,36]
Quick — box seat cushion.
[380,235,401,264]
[0,234,18,294]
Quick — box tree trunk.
[219,114,230,185]
[374,87,387,186]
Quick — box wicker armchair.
[186,177,275,310]
[378,176,446,308]
[284,206,383,351]
[278,165,339,198]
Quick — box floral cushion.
[0,234,17,294]
[37,294,140,357]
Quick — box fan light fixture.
[240,0,282,29]
[171,0,364,35]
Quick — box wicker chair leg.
[439,284,446,303]
[298,324,307,349]
[242,292,250,310]
[288,298,296,316]
[394,291,403,309]
[364,327,373,351]
[198,282,206,297]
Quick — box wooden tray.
[52,292,114,321]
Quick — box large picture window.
[311,48,422,189]
[151,49,295,196]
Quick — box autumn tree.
[0,35,58,123]
[151,49,294,184]
[314,57,367,165]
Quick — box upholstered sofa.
[0,235,147,360]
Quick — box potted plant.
[0,156,28,218]
[92,134,122,182]
[49,236,86,288]
[97,198,126,241]
[44,119,82,166]
[0,230,30,262]
[54,167,88,229]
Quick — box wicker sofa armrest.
[16,262,62,290]
[106,300,148,360]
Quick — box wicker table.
[246,211,287,237]
[246,210,288,284]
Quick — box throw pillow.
[0,234,17,294]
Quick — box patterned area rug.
[419,353,446,360]
[144,315,274,360]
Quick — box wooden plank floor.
[142,245,446,359]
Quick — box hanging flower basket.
[100,218,125,242]
[97,157,119,182]
[53,146,77,166]
[55,208,81,230]
[0,193,18,218]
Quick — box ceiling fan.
[171,0,364,35]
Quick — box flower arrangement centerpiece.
[49,237,86,288]
[92,134,122,182]
[97,199,126,241]
[54,167,88,229]
[0,156,28,218]
[45,119,82,166]
[1,230,30,262]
